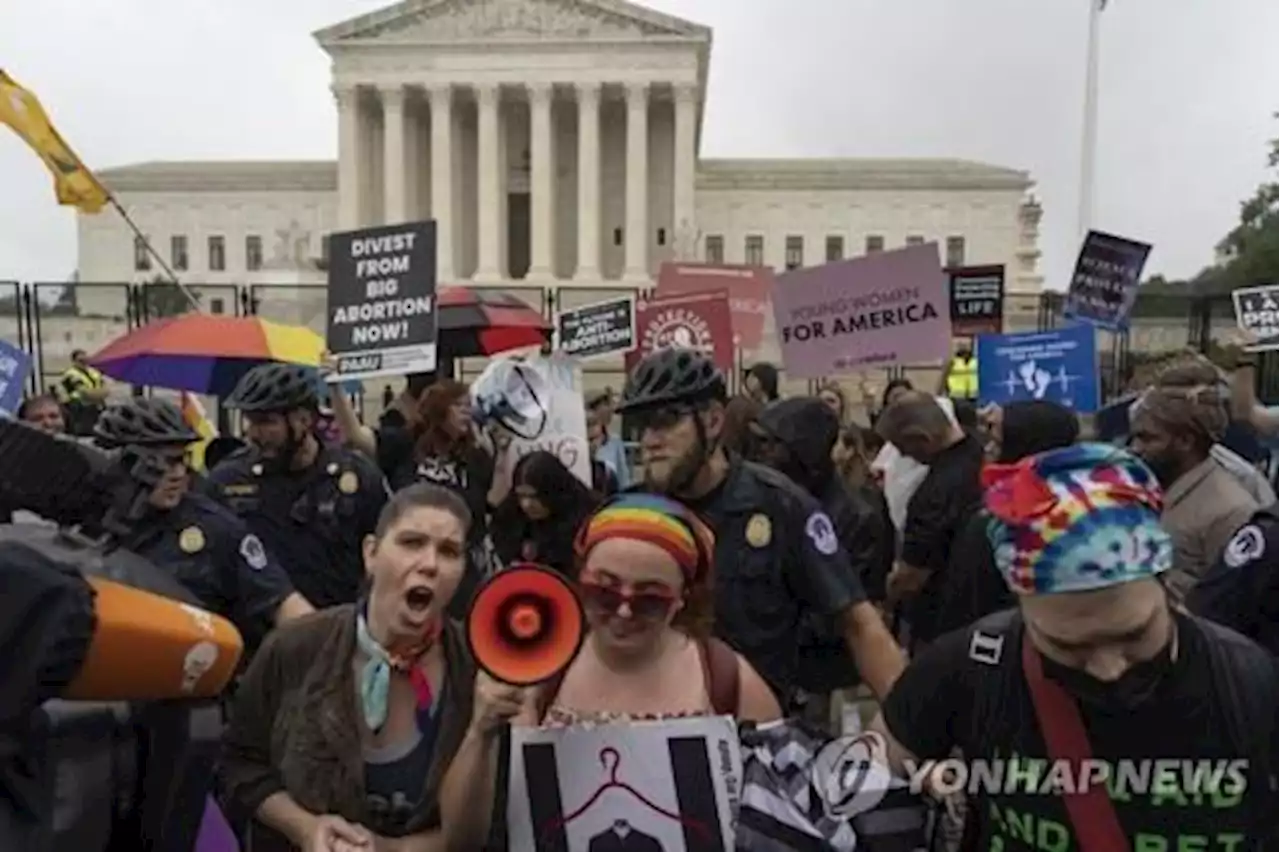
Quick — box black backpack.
[960,609,1277,848]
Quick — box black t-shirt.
[882,611,1278,850]
[900,435,984,644]
[676,458,867,700]
[931,510,1015,637]
[375,427,493,540]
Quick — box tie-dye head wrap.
[574,493,714,583]
[983,443,1173,595]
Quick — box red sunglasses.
[578,580,679,621]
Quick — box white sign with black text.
[1231,284,1279,352]
[325,220,438,381]
[503,353,593,487]
[556,296,637,360]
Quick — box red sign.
[655,262,773,351]
[624,290,735,376]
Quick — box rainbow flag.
[180,391,218,471]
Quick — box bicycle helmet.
[93,399,199,449]
[617,348,727,413]
[225,362,318,412]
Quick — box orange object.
[467,564,584,687]
[64,578,244,701]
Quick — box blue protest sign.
[1063,230,1151,331]
[0,339,33,417]
[977,323,1100,413]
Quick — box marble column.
[623,82,650,282]
[527,82,555,281]
[381,85,407,225]
[428,84,455,283]
[672,83,698,252]
[475,83,502,283]
[573,82,602,282]
[334,84,362,231]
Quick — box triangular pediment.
[314,0,709,45]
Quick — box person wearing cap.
[1129,360,1263,600]
[587,388,630,489]
[867,444,1277,849]
[613,348,904,706]
[204,363,389,609]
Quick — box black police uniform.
[123,491,294,652]
[674,457,869,702]
[202,443,388,609]
[1186,511,1278,655]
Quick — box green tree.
[141,276,196,319]
[1203,132,1278,294]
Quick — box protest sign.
[325,221,437,381]
[556,296,636,360]
[977,323,1100,412]
[656,262,772,351]
[508,716,742,852]
[0,340,32,417]
[771,243,951,378]
[948,265,1005,336]
[625,291,735,376]
[503,354,592,487]
[1231,284,1279,352]
[1063,230,1151,331]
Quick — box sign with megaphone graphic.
[467,563,585,686]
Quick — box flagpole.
[106,195,203,312]
[1077,0,1104,242]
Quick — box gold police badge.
[338,470,359,495]
[178,526,206,554]
[745,513,772,548]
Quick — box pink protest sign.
[771,243,952,378]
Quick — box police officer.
[92,398,313,650]
[54,349,108,437]
[1187,511,1278,655]
[616,348,904,704]
[204,363,388,608]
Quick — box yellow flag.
[180,391,218,472]
[0,69,109,214]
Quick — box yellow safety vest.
[57,364,104,404]
[947,357,978,399]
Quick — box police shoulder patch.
[804,511,839,556]
[240,534,268,571]
[1223,525,1266,569]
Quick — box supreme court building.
[76,0,1046,361]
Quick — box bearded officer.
[204,362,388,608]
[93,398,312,651]
[617,348,905,706]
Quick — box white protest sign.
[505,353,592,487]
[508,716,742,852]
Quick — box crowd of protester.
[4,341,1278,850]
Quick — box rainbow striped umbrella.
[89,314,325,397]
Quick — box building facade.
[74,0,1046,382]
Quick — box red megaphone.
[466,563,585,686]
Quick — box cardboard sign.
[625,291,735,376]
[771,243,952,378]
[556,296,636,361]
[1063,230,1151,331]
[1231,284,1279,352]
[0,340,32,417]
[656,262,772,351]
[325,221,437,381]
[977,324,1100,413]
[507,716,742,852]
[948,265,1005,336]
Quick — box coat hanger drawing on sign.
[539,746,713,844]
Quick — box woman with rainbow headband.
[440,492,781,848]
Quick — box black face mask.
[1040,645,1174,711]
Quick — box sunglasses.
[578,580,679,621]
[632,405,696,432]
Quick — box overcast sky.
[1,0,1275,287]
